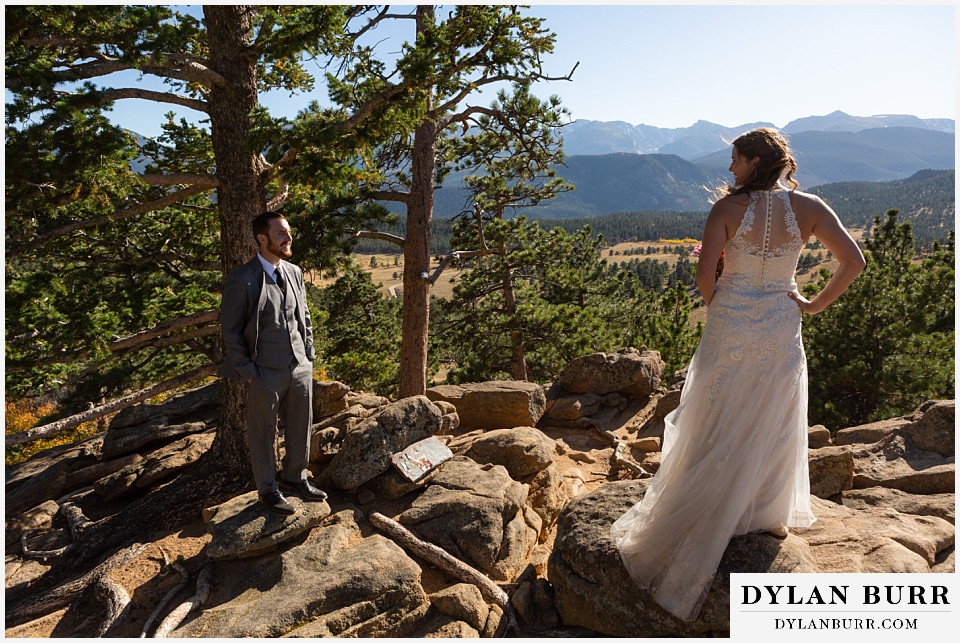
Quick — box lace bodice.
[701,187,805,372]
[722,189,803,291]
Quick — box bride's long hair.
[721,127,799,197]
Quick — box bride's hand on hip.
[788,291,821,315]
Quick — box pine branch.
[139,173,220,188]
[11,184,214,256]
[96,88,208,113]
[351,230,406,247]
[110,310,220,351]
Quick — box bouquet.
[691,244,724,279]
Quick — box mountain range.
[427,112,955,217]
[561,110,955,158]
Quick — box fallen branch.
[612,440,651,479]
[153,564,212,638]
[6,364,217,447]
[593,427,652,479]
[141,563,189,638]
[369,511,520,635]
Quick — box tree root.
[6,542,149,625]
[153,564,212,638]
[140,563,189,638]
[20,501,98,561]
[61,501,93,540]
[6,454,244,627]
[21,529,72,560]
[369,511,521,636]
[94,573,131,636]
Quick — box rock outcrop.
[176,510,433,637]
[426,381,546,431]
[325,395,442,490]
[557,347,664,397]
[3,358,954,641]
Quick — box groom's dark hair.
[252,211,285,241]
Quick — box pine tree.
[802,210,955,429]
[342,6,574,395]
[308,264,403,397]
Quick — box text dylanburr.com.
[730,574,957,639]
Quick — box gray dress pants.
[246,361,313,493]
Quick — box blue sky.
[100,3,955,137]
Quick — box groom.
[220,210,327,515]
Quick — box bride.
[610,127,865,622]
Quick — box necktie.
[274,267,286,290]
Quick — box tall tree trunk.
[5,11,266,612]
[399,5,436,398]
[503,269,528,381]
[204,5,263,475]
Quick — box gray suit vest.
[255,278,308,369]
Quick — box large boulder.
[841,487,955,524]
[325,396,441,490]
[397,457,539,582]
[833,416,911,446]
[463,426,567,533]
[849,431,954,495]
[309,404,371,462]
[557,348,664,398]
[904,400,954,457]
[807,445,854,498]
[543,393,603,422]
[548,480,816,637]
[548,480,955,637]
[807,424,832,449]
[464,427,556,479]
[426,381,546,431]
[203,490,331,560]
[175,510,431,637]
[796,496,954,570]
[312,379,351,419]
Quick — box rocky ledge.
[4,349,954,638]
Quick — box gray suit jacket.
[220,255,315,381]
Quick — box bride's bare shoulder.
[710,193,750,220]
[788,190,830,213]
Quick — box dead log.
[369,511,520,635]
[593,427,651,479]
[153,564,212,638]
[6,364,217,446]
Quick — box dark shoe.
[279,477,328,501]
[259,489,296,515]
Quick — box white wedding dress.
[610,187,817,622]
